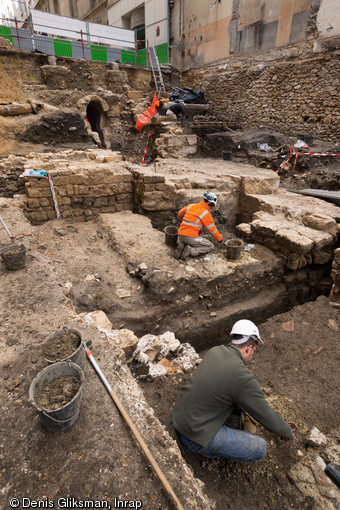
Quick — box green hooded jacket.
[172,345,293,447]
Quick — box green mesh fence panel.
[156,43,169,64]
[54,39,72,57]
[122,50,136,65]
[0,25,14,46]
[137,48,147,67]
[91,45,107,62]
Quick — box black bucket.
[164,226,178,247]
[0,243,26,270]
[225,239,243,260]
[43,327,86,373]
[29,361,84,432]
[222,151,233,160]
[296,134,314,146]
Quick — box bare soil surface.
[0,195,339,509]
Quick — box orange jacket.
[178,201,222,241]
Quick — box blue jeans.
[174,425,266,462]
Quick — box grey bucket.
[0,243,26,270]
[29,361,84,432]
[164,226,178,247]
[43,327,86,373]
[225,239,243,260]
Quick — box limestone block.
[287,253,307,270]
[66,185,74,195]
[40,198,51,207]
[93,197,108,207]
[238,194,262,215]
[26,187,42,198]
[334,248,340,263]
[302,213,338,237]
[88,310,112,331]
[275,229,314,255]
[133,334,161,363]
[28,198,40,208]
[297,225,334,250]
[307,427,327,446]
[331,269,340,284]
[312,247,333,265]
[180,146,197,156]
[167,136,184,147]
[41,65,70,89]
[185,135,198,146]
[153,358,181,375]
[242,175,279,195]
[251,218,282,238]
[159,331,180,358]
[236,223,252,238]
[69,175,86,185]
[34,211,48,221]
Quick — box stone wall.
[0,156,26,197]
[22,150,134,224]
[183,44,340,142]
[330,247,340,303]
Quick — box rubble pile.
[116,329,201,379]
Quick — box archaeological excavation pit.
[1,34,340,510]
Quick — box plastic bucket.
[43,327,86,373]
[222,151,233,160]
[29,361,84,432]
[225,239,243,260]
[164,226,178,247]
[0,244,26,270]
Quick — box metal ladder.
[149,45,166,97]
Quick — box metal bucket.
[43,327,86,373]
[164,226,178,247]
[0,244,26,270]
[222,151,233,161]
[225,239,243,260]
[29,361,84,432]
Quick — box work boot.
[181,245,192,261]
[174,242,185,260]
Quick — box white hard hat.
[230,319,263,344]
[203,191,218,206]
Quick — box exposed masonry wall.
[182,45,340,143]
[330,248,340,304]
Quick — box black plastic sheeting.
[169,87,207,104]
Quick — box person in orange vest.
[176,191,223,261]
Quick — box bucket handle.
[42,409,79,423]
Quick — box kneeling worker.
[176,191,223,261]
[172,319,295,462]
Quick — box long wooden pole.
[84,346,184,510]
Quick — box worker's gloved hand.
[219,239,223,243]
[242,415,257,434]
[288,422,297,438]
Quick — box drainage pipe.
[85,346,184,510]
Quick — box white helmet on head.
[230,319,263,344]
[203,191,218,207]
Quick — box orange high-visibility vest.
[178,201,222,241]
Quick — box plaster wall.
[317,0,340,39]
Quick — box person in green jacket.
[172,319,295,462]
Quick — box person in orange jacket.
[176,191,223,261]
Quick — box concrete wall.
[170,0,340,68]
[317,0,340,39]
[107,0,169,47]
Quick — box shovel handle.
[0,216,14,241]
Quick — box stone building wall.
[182,44,340,142]
[330,247,340,303]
